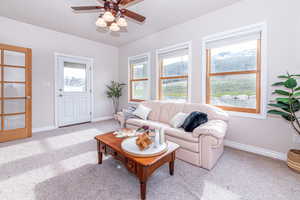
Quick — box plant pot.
[287,149,300,173]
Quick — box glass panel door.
[0,44,32,142]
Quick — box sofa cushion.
[132,104,152,120]
[126,119,171,130]
[183,103,229,121]
[141,101,162,121]
[159,102,185,124]
[164,127,199,143]
[169,112,188,128]
[166,135,199,152]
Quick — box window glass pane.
[210,74,256,109]
[4,51,25,66]
[161,78,188,101]
[4,114,25,130]
[161,55,188,77]
[4,83,25,97]
[4,67,25,82]
[64,62,87,92]
[210,40,257,73]
[132,63,147,79]
[4,99,25,114]
[132,81,148,100]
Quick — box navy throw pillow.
[181,112,208,132]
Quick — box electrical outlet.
[293,134,300,144]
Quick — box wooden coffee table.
[95,131,180,200]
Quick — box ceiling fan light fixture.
[109,22,120,32]
[103,11,115,22]
[95,17,107,27]
[117,16,127,27]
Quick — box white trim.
[128,52,151,103]
[32,126,57,133]
[92,116,114,122]
[54,53,94,127]
[224,139,287,161]
[155,41,192,102]
[32,117,114,133]
[201,22,268,119]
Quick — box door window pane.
[132,63,147,79]
[210,74,257,109]
[4,67,25,82]
[4,51,25,66]
[64,62,87,92]
[132,81,148,100]
[210,40,257,73]
[161,78,188,101]
[4,99,25,114]
[161,55,188,77]
[4,114,25,130]
[4,83,25,97]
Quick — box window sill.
[227,110,267,119]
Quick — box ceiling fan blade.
[122,9,146,22]
[119,0,137,6]
[71,6,104,11]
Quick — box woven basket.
[287,149,300,173]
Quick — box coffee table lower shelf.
[95,132,179,200]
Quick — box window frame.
[202,23,268,119]
[156,42,192,102]
[128,53,151,102]
[206,39,262,114]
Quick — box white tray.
[121,137,168,157]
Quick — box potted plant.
[268,72,300,172]
[106,81,126,114]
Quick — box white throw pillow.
[132,104,152,120]
[169,112,188,128]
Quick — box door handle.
[59,94,63,97]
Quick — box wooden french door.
[0,44,32,143]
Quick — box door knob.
[59,94,63,97]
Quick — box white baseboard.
[224,139,287,161]
[33,116,114,133]
[32,126,57,133]
[92,116,114,122]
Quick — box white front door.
[56,55,92,127]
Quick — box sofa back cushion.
[183,103,229,121]
[141,101,229,123]
[141,101,162,121]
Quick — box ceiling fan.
[71,0,146,32]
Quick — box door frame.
[54,53,94,128]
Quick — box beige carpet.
[0,120,299,200]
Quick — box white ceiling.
[0,0,241,46]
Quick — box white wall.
[118,0,300,154]
[0,16,119,129]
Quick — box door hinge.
[90,112,92,115]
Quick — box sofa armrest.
[210,106,230,122]
[114,112,125,128]
[192,120,228,139]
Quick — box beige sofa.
[120,101,229,170]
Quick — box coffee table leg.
[140,181,147,200]
[97,140,103,164]
[169,152,175,176]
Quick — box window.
[63,62,87,92]
[205,32,262,114]
[129,54,150,102]
[157,44,190,101]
